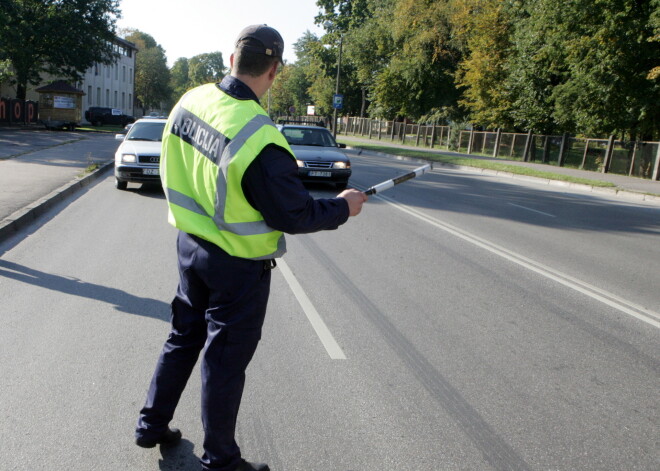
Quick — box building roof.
[35,80,85,95]
[115,36,138,51]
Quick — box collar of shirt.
[217,75,259,104]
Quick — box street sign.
[333,94,343,110]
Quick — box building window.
[96,87,101,105]
[122,66,126,82]
[115,65,118,80]
[113,91,117,108]
[88,86,92,106]
[128,93,132,112]
[105,89,109,107]
[129,68,133,84]
[122,92,125,110]
[94,63,99,76]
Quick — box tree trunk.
[16,81,27,101]
[360,88,366,118]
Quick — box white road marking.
[278,259,347,359]
[508,202,557,218]
[369,191,660,329]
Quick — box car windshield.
[126,122,166,141]
[282,128,337,147]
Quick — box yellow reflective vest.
[160,83,295,260]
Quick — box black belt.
[263,259,277,270]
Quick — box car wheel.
[336,181,348,191]
[115,177,128,190]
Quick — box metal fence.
[334,116,660,181]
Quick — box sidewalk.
[0,127,118,241]
[339,135,660,203]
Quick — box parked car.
[278,125,351,190]
[113,118,167,190]
[85,107,135,127]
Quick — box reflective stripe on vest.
[162,84,294,259]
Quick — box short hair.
[234,38,280,77]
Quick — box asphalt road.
[0,150,658,470]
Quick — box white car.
[113,118,167,190]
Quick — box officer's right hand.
[337,188,368,216]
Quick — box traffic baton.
[364,164,432,196]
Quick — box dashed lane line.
[278,259,347,359]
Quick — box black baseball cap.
[235,24,284,60]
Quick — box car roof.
[133,118,168,124]
[280,125,328,131]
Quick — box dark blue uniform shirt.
[218,76,349,234]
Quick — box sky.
[116,0,326,67]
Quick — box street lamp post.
[333,34,343,138]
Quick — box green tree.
[269,63,312,117]
[505,0,659,138]
[290,31,336,117]
[373,0,461,120]
[0,0,120,100]
[0,59,12,84]
[124,30,170,113]
[650,0,660,80]
[169,57,190,102]
[313,0,391,118]
[187,52,225,88]
[315,0,371,32]
[452,0,514,129]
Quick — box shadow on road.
[358,165,660,235]
[0,259,170,321]
[158,439,201,470]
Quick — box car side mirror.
[338,143,346,148]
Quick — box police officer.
[134,25,367,471]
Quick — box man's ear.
[268,61,278,81]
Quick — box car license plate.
[309,171,331,177]
[143,168,159,175]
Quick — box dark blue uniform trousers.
[136,231,271,470]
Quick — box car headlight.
[296,160,305,168]
[333,161,350,169]
[121,153,137,163]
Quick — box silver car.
[279,125,351,190]
[113,118,167,190]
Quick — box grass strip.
[339,139,616,188]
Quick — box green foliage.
[0,0,121,100]
[188,52,225,88]
[315,0,372,32]
[269,63,312,116]
[650,0,660,79]
[502,0,660,138]
[288,31,335,116]
[169,58,190,102]
[453,0,513,129]
[124,30,170,111]
[0,59,12,84]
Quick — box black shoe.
[135,427,182,448]
[235,459,270,471]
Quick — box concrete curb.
[0,161,114,241]
[346,147,660,206]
